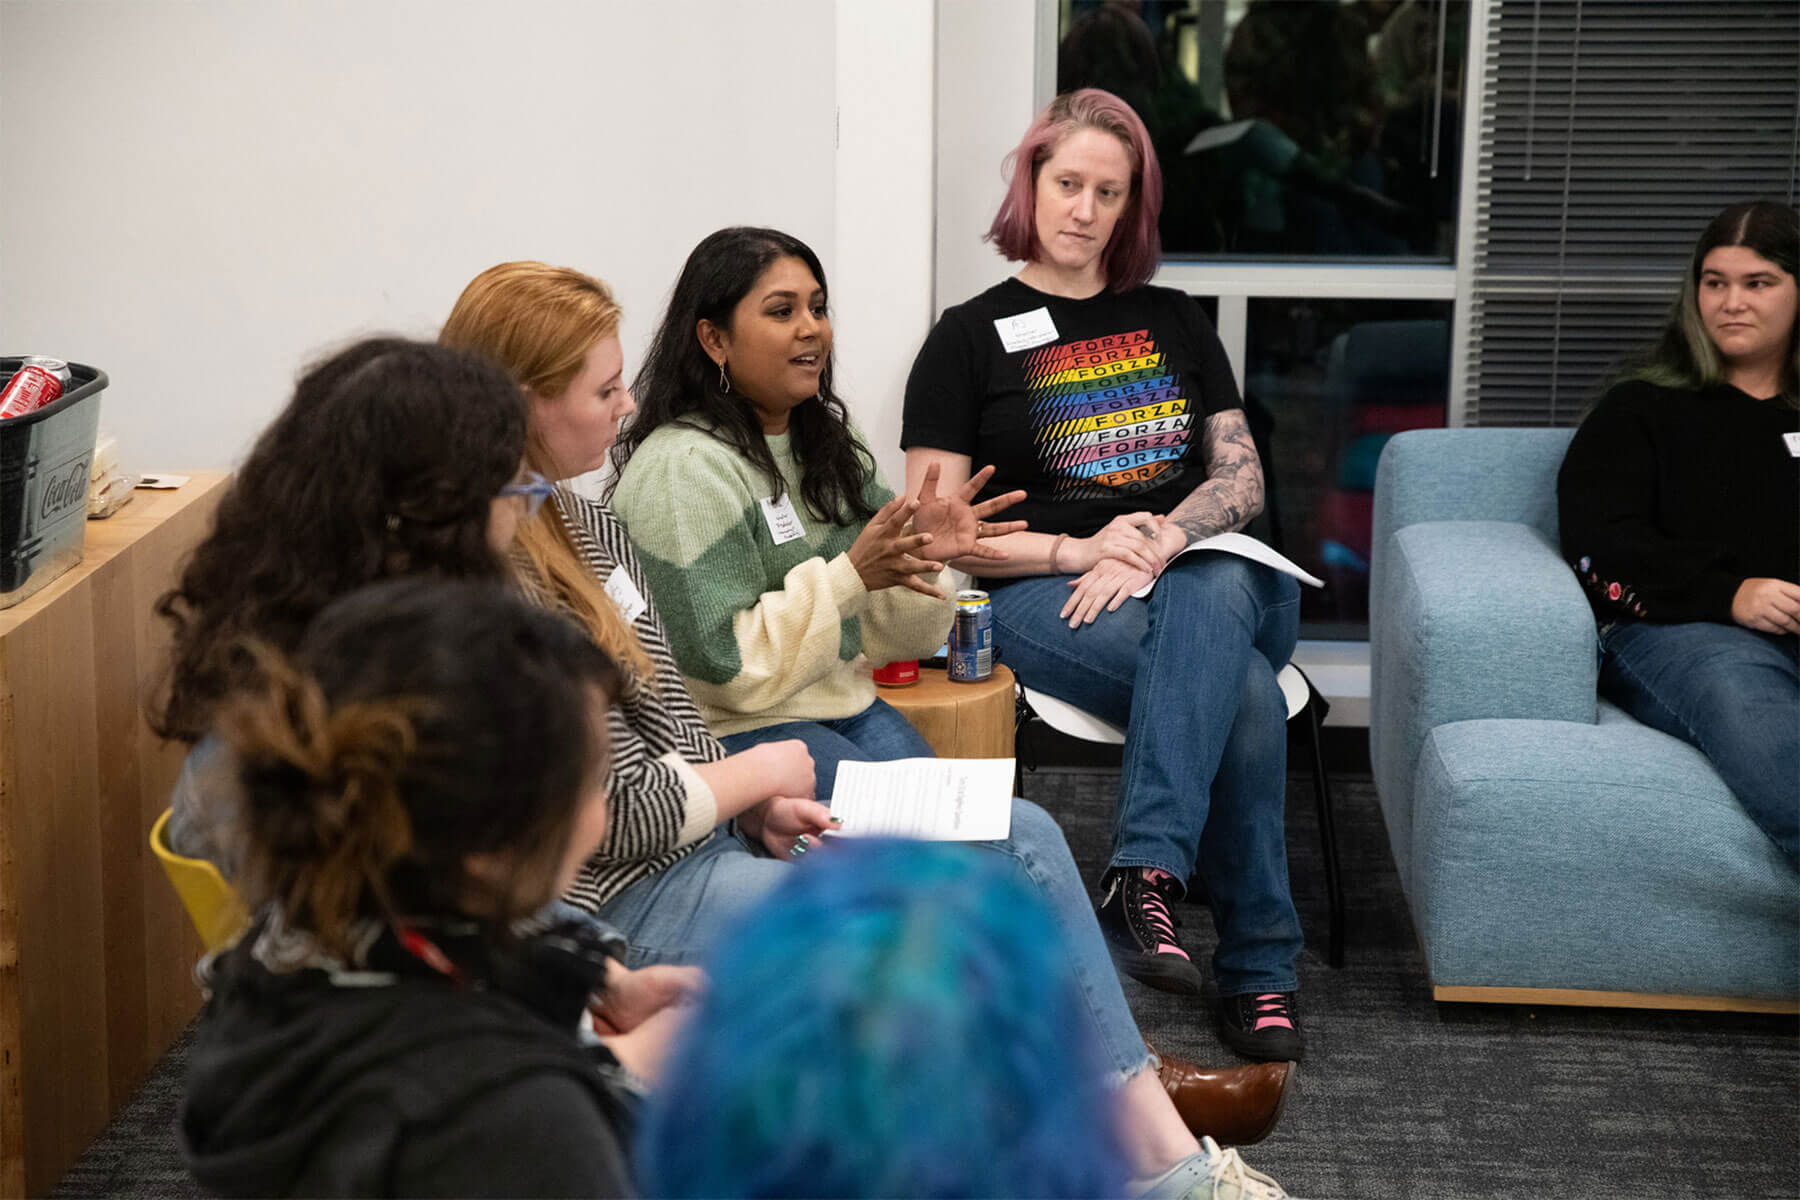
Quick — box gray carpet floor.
[54,766,1800,1199]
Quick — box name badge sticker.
[604,565,648,623]
[759,493,807,545]
[1784,431,1800,458]
[994,307,1059,354]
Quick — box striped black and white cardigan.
[517,489,728,914]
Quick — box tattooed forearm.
[1166,409,1265,543]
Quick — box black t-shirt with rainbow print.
[903,276,1240,541]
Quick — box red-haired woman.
[903,89,1307,1062]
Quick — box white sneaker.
[1132,1136,1290,1200]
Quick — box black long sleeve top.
[1556,379,1800,626]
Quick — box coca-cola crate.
[0,358,107,609]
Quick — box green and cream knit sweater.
[612,420,953,737]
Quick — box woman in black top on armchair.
[1556,199,1799,870]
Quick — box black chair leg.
[1013,691,1033,801]
[1302,697,1346,967]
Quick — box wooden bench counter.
[0,473,228,1196]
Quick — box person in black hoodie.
[1557,199,1799,870]
[179,577,673,1197]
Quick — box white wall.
[0,0,836,473]
[933,0,1040,325]
[833,0,935,489]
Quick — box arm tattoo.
[1166,410,1265,543]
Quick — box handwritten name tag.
[759,493,806,545]
[994,307,1059,353]
[604,565,648,623]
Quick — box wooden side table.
[0,473,228,1195]
[878,664,1016,759]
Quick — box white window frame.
[1034,0,1491,422]
[1029,0,1494,712]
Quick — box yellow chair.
[150,808,248,953]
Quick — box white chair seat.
[1020,663,1311,746]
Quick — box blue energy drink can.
[948,589,993,682]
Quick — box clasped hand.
[1057,514,1188,626]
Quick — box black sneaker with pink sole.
[1219,991,1305,1062]
[1095,867,1206,996]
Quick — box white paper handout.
[1130,531,1325,599]
[827,758,1015,841]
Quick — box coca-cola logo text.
[39,457,92,523]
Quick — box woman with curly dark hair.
[155,337,551,856]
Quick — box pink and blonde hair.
[985,89,1164,292]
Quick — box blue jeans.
[989,554,1305,997]
[720,697,935,802]
[604,699,1151,1082]
[1600,620,1799,869]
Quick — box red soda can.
[873,658,920,687]
[0,357,72,420]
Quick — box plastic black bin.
[0,358,107,608]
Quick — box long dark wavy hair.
[611,227,877,525]
[153,338,528,744]
[219,579,620,957]
[1624,199,1799,405]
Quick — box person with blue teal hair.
[638,840,1287,1199]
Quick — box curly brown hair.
[153,338,528,744]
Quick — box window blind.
[1464,0,1799,427]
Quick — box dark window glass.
[1058,0,1468,261]
[1241,297,1451,637]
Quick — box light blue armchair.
[1369,428,1797,1010]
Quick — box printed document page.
[1131,531,1325,599]
[827,758,1015,841]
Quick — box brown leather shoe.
[1154,1050,1294,1146]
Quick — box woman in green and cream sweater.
[610,226,1025,780]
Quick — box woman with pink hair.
[903,89,1307,1062]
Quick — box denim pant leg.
[991,556,1304,993]
[972,799,1154,1083]
[1197,654,1301,995]
[596,826,791,968]
[719,699,934,803]
[1600,621,1800,868]
[731,702,1153,1080]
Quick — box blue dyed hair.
[636,841,1129,1198]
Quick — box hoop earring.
[717,361,732,395]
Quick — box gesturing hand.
[909,462,1028,560]
[1731,577,1800,636]
[1059,558,1155,627]
[848,493,945,596]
